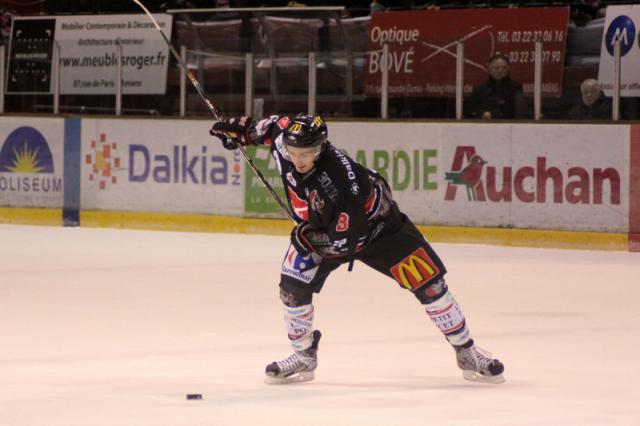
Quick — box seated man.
[568,78,612,120]
[468,53,528,120]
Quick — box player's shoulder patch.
[277,116,291,130]
[274,133,288,158]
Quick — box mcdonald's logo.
[313,116,324,127]
[390,247,440,290]
[289,123,303,133]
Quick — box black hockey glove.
[291,223,344,258]
[291,222,315,256]
[209,116,255,150]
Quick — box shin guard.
[283,303,315,352]
[424,291,471,347]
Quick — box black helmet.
[283,114,328,149]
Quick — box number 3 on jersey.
[336,212,349,232]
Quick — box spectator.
[1,7,11,45]
[370,0,384,14]
[575,0,605,20]
[568,78,612,120]
[468,53,528,119]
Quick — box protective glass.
[282,145,322,162]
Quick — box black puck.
[186,394,202,400]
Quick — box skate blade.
[462,370,505,384]
[264,371,315,385]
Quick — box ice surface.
[1,224,639,425]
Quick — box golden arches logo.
[289,123,303,133]
[390,248,439,290]
[312,116,324,127]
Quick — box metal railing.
[0,10,625,120]
[0,46,4,114]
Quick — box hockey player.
[210,114,505,384]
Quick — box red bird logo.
[444,154,487,201]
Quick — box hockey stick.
[131,0,295,223]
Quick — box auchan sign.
[444,146,621,205]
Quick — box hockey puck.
[186,394,202,400]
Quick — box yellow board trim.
[0,207,630,251]
[80,210,292,236]
[0,207,60,226]
[417,225,628,251]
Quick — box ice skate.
[265,330,321,384]
[455,344,505,384]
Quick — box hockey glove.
[209,116,255,150]
[291,223,345,258]
[291,222,315,256]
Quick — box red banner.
[365,7,569,98]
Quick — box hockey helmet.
[283,114,328,149]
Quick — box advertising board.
[598,5,640,97]
[365,7,569,98]
[0,117,65,207]
[283,122,627,233]
[6,14,172,95]
[80,119,244,216]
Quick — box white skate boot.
[455,344,505,384]
[265,330,321,384]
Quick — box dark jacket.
[568,95,612,120]
[252,115,402,258]
[468,76,528,119]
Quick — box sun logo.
[7,140,45,173]
[85,133,121,190]
[0,127,54,174]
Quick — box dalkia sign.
[444,146,621,205]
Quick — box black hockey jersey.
[252,115,402,258]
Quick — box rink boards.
[0,116,638,251]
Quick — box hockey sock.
[283,303,315,352]
[424,291,471,347]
